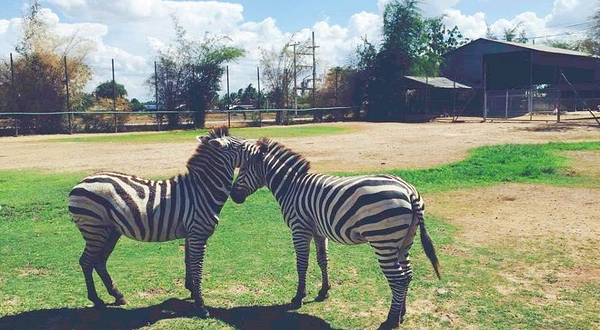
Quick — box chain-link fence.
[484,88,600,123]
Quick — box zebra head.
[196,129,256,169]
[230,138,269,204]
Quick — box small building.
[442,38,600,117]
[401,76,477,118]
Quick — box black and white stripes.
[68,127,254,317]
[231,138,440,329]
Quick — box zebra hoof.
[315,291,329,302]
[378,320,400,330]
[289,298,303,310]
[195,305,210,319]
[92,300,106,309]
[114,297,127,306]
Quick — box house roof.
[449,38,597,59]
[404,76,472,89]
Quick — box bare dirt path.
[427,183,600,293]
[1,121,599,176]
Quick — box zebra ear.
[209,139,227,149]
[197,135,210,145]
[256,139,268,154]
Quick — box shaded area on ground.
[0,298,353,330]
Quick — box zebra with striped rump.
[230,138,441,330]
[68,127,253,317]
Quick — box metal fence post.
[505,90,509,120]
[227,111,231,128]
[14,116,18,137]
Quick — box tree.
[485,23,498,40]
[148,16,244,128]
[259,39,311,122]
[382,0,426,73]
[503,22,527,43]
[0,1,92,133]
[582,9,600,56]
[418,16,465,76]
[94,81,127,99]
[317,66,355,109]
[240,84,258,105]
[130,98,145,112]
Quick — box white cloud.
[443,10,487,40]
[1,0,596,99]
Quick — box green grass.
[53,125,352,143]
[0,141,599,329]
[379,141,600,193]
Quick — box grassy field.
[0,142,599,329]
[53,125,352,143]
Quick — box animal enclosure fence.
[0,106,356,136]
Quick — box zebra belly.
[320,195,413,246]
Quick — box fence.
[483,88,600,124]
[0,106,357,136]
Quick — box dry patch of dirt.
[136,288,168,299]
[18,266,51,277]
[564,151,600,180]
[1,121,599,176]
[427,183,600,296]
[427,183,600,245]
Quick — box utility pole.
[155,61,160,131]
[112,59,117,133]
[10,53,18,136]
[291,42,300,109]
[312,31,317,110]
[257,66,261,109]
[226,65,230,127]
[334,67,339,106]
[64,56,72,134]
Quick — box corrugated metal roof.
[404,76,472,89]
[476,38,597,58]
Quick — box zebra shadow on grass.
[0,298,356,330]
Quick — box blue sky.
[0,0,596,99]
[0,0,576,33]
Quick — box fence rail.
[0,106,357,136]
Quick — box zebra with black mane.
[230,138,441,330]
[68,127,253,317]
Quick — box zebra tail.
[419,221,441,280]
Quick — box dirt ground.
[427,183,600,296]
[1,119,599,311]
[1,121,599,176]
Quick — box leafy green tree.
[418,16,465,76]
[0,0,92,133]
[241,84,258,105]
[130,98,145,112]
[382,0,426,73]
[149,16,244,128]
[94,81,127,99]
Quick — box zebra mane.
[205,126,229,139]
[187,126,230,169]
[257,137,311,176]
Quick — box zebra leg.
[374,246,413,330]
[290,233,312,310]
[78,228,110,308]
[184,237,193,299]
[95,230,126,306]
[314,235,331,302]
[188,235,210,318]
